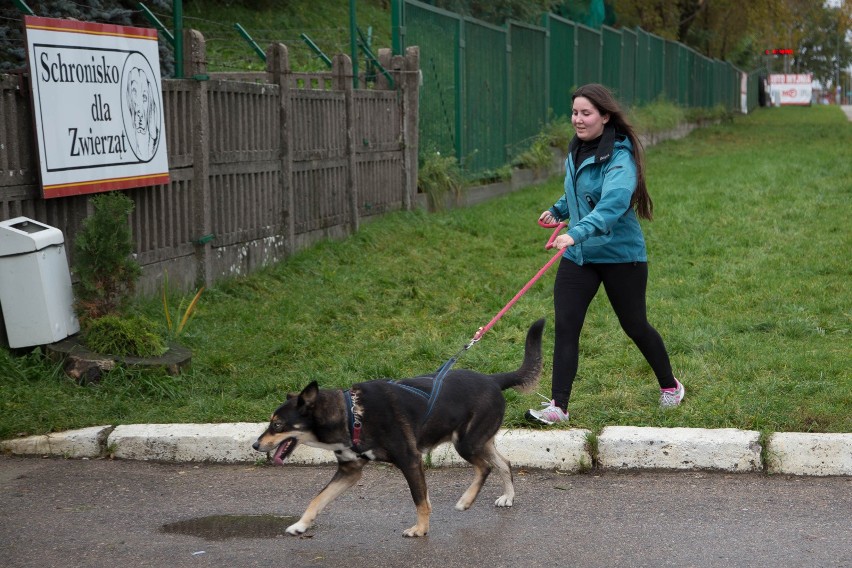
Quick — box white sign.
[24,16,169,198]
[768,73,813,107]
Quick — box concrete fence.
[0,29,421,297]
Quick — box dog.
[253,318,544,537]
[125,66,160,161]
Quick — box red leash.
[423,219,566,423]
[469,219,567,345]
[423,219,568,421]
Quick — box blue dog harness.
[342,382,431,455]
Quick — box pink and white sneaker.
[660,378,685,407]
[525,399,570,425]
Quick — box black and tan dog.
[253,318,544,537]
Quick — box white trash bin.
[0,217,80,348]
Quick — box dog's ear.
[297,381,319,410]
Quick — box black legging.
[551,258,675,408]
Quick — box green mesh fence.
[507,21,547,160]
[463,18,508,173]
[695,53,713,108]
[664,39,680,103]
[620,27,637,106]
[602,25,621,95]
[545,14,576,119]
[683,48,696,107]
[576,24,602,87]
[635,28,651,104]
[746,69,763,112]
[404,1,460,159]
[648,32,665,100]
[398,1,744,177]
[676,43,690,106]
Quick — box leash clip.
[467,327,484,349]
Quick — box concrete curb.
[109,423,265,463]
[767,432,852,476]
[428,429,593,472]
[2,424,850,476]
[598,426,762,472]
[0,425,113,459]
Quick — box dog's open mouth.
[272,438,297,465]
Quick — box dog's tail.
[492,318,545,393]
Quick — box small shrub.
[685,104,734,124]
[82,314,167,357]
[515,115,573,174]
[539,113,574,153]
[418,150,463,211]
[515,136,554,175]
[629,98,686,134]
[73,192,141,322]
[473,164,513,184]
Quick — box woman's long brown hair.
[572,84,653,220]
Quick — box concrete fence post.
[267,43,295,255]
[377,47,393,91]
[184,29,212,289]
[333,54,359,234]
[402,46,420,210]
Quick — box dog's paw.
[494,495,514,507]
[402,524,428,537]
[286,521,310,535]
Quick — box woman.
[526,84,684,425]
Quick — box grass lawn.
[1,105,850,440]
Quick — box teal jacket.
[549,126,647,265]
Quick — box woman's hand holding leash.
[551,233,574,250]
[538,214,573,250]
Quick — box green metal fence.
[601,26,621,97]
[620,27,637,105]
[397,0,749,177]
[508,21,548,160]
[575,23,602,88]
[404,1,459,160]
[463,17,507,173]
[545,14,576,120]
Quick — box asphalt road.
[1,455,850,568]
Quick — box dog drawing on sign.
[125,66,160,161]
[253,318,545,537]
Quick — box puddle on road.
[161,514,301,541]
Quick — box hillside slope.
[183,0,392,73]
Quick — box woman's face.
[572,96,609,140]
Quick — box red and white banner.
[24,16,169,199]
[767,74,813,106]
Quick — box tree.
[795,5,852,89]
[612,0,684,41]
[1,0,174,74]
[613,0,852,75]
[428,0,554,25]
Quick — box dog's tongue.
[272,439,293,465]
